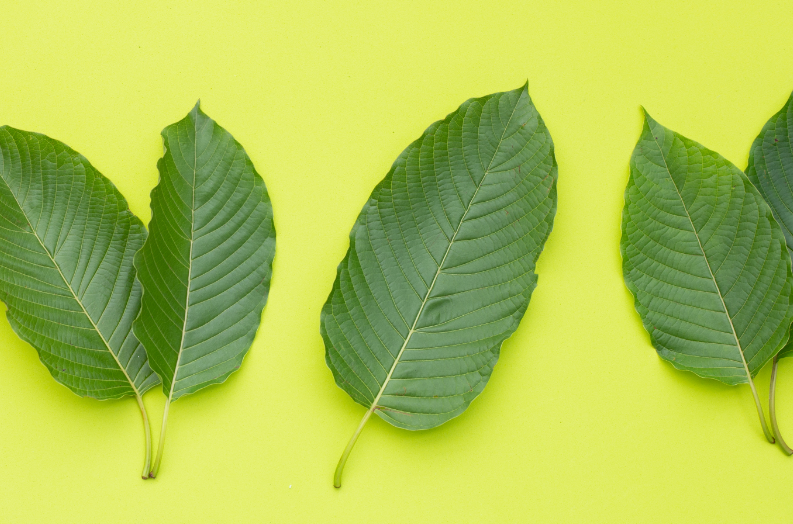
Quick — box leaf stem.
[150,400,171,478]
[135,394,152,479]
[748,374,775,444]
[334,407,374,488]
[770,356,793,454]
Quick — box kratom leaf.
[621,110,793,445]
[134,102,275,477]
[747,92,793,263]
[321,83,557,487]
[0,126,159,477]
[746,91,793,453]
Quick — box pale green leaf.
[134,102,275,476]
[322,83,557,486]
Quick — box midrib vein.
[167,123,198,403]
[367,98,521,414]
[2,176,139,394]
[649,135,753,378]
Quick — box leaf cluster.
[6,82,793,487]
[0,103,275,478]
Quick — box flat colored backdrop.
[1,1,792,522]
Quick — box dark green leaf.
[746,91,793,452]
[747,92,793,263]
[134,103,275,477]
[621,110,793,443]
[0,126,158,476]
[322,83,557,487]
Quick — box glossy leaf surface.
[0,127,158,399]
[322,83,557,485]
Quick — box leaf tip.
[639,106,658,127]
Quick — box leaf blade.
[745,91,793,451]
[133,103,275,403]
[621,111,793,385]
[747,92,793,359]
[322,83,557,433]
[0,126,158,399]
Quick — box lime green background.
[1,1,793,522]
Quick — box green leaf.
[621,110,793,445]
[321,83,557,487]
[746,91,793,453]
[0,126,159,477]
[134,102,275,477]
[747,91,793,360]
